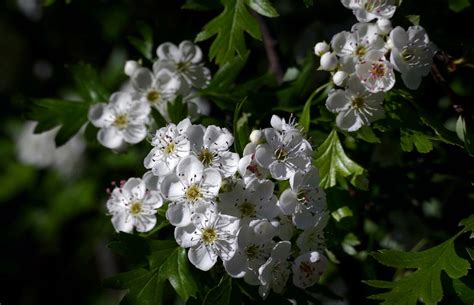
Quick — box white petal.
[175,224,200,248]
[279,189,298,215]
[97,127,124,149]
[188,245,217,271]
[111,212,134,233]
[269,162,290,180]
[223,251,247,278]
[176,155,204,185]
[156,42,180,61]
[123,125,147,144]
[326,90,350,113]
[123,178,146,199]
[390,26,408,49]
[132,68,154,91]
[88,103,109,127]
[179,40,203,63]
[336,109,363,132]
[161,174,185,200]
[255,144,273,168]
[166,202,192,227]
[201,168,222,198]
[134,214,157,232]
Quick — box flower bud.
[249,129,265,144]
[320,53,338,71]
[332,71,348,87]
[314,41,330,57]
[377,18,392,35]
[124,60,140,77]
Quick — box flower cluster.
[88,41,211,150]
[314,0,437,132]
[106,115,329,298]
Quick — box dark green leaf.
[452,276,474,304]
[233,98,249,156]
[182,0,221,11]
[195,0,261,65]
[400,129,433,153]
[456,115,474,156]
[299,96,311,132]
[68,63,109,103]
[449,0,471,12]
[167,96,188,124]
[355,126,381,144]
[128,22,154,61]
[303,0,314,7]
[203,275,232,305]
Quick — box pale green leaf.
[400,129,433,153]
[246,0,279,17]
[196,0,261,65]
[314,129,367,189]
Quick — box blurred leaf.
[108,233,150,267]
[314,129,367,189]
[168,96,188,124]
[233,98,249,156]
[303,0,314,7]
[68,63,110,103]
[207,52,250,90]
[400,129,433,153]
[342,233,361,256]
[203,275,232,305]
[182,0,221,10]
[277,54,316,105]
[158,247,198,301]
[355,126,381,143]
[366,215,474,305]
[456,115,474,156]
[29,99,89,146]
[449,0,471,12]
[299,96,311,132]
[195,0,261,65]
[0,163,35,202]
[406,15,420,25]
[128,23,154,61]
[245,0,279,17]
[331,206,353,222]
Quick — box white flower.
[106,178,163,233]
[255,127,312,181]
[326,75,385,131]
[238,143,270,183]
[187,124,240,178]
[174,212,239,271]
[258,241,292,299]
[389,26,437,90]
[355,50,396,93]
[331,23,385,68]
[131,67,181,118]
[314,41,330,56]
[296,213,329,253]
[292,251,328,289]
[278,168,327,229]
[161,155,221,227]
[223,219,275,284]
[219,178,280,222]
[88,92,150,150]
[144,118,192,176]
[154,41,211,94]
[341,0,397,22]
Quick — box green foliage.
[167,96,188,124]
[449,0,471,12]
[203,275,233,305]
[314,129,367,189]
[195,0,262,65]
[456,115,474,156]
[233,98,250,156]
[68,63,110,103]
[128,23,154,61]
[182,0,221,11]
[245,0,279,17]
[302,0,314,7]
[400,129,433,153]
[366,215,474,305]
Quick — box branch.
[253,12,284,84]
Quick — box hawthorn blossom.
[389,26,437,90]
[341,0,397,22]
[154,41,211,94]
[131,67,181,118]
[174,212,239,271]
[223,219,275,284]
[292,251,328,289]
[326,75,385,131]
[296,213,329,253]
[106,178,163,233]
[144,118,191,176]
[278,168,327,229]
[187,124,239,178]
[238,143,270,183]
[88,92,150,150]
[219,179,279,222]
[355,50,395,93]
[258,241,292,299]
[161,155,221,227]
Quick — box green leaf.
[456,115,474,156]
[206,52,249,91]
[299,97,311,132]
[314,129,367,189]
[29,99,89,146]
[331,206,353,222]
[158,247,198,301]
[277,54,316,105]
[245,0,279,17]
[400,129,433,153]
[406,15,420,26]
[203,275,232,305]
[302,0,314,7]
[128,22,154,61]
[452,276,474,304]
[367,215,474,305]
[69,63,109,103]
[449,0,471,12]
[195,0,261,65]
[355,126,381,144]
[233,98,249,156]
[167,96,188,124]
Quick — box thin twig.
[252,12,284,84]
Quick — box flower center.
[201,227,217,245]
[176,61,191,72]
[164,142,175,155]
[186,184,202,202]
[351,96,365,109]
[275,147,289,161]
[147,90,161,104]
[239,201,256,217]
[245,245,259,259]
[299,262,314,277]
[297,189,310,204]
[363,0,379,12]
[401,48,416,62]
[129,201,142,215]
[114,114,128,129]
[355,45,367,57]
[369,62,386,78]
[198,148,214,166]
